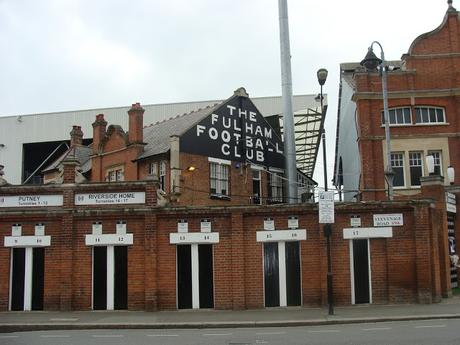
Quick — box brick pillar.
[57,187,75,310]
[145,181,157,207]
[231,212,245,309]
[421,175,452,299]
[144,213,158,311]
[62,158,79,184]
[413,204,436,303]
[59,213,74,310]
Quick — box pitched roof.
[42,145,92,173]
[137,102,222,160]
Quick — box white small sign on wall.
[92,222,102,235]
[170,232,219,244]
[373,213,403,227]
[319,191,335,224]
[35,223,45,236]
[12,224,22,237]
[343,227,393,239]
[264,218,275,231]
[200,219,212,233]
[85,234,133,246]
[350,215,361,228]
[446,192,457,214]
[256,229,307,242]
[4,236,51,247]
[178,220,188,233]
[288,216,298,229]
[116,221,127,235]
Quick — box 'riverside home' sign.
[180,96,285,168]
[75,192,145,205]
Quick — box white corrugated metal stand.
[0,94,323,184]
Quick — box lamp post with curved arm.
[360,41,394,200]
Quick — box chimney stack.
[128,103,145,144]
[70,125,83,147]
[92,114,107,154]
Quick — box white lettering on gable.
[211,113,219,125]
[193,105,282,165]
[222,144,230,155]
[197,125,205,136]
[227,105,236,115]
[209,127,219,140]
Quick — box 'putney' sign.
[181,96,285,168]
[0,195,63,207]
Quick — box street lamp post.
[317,68,334,315]
[360,42,394,200]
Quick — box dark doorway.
[353,239,370,304]
[114,246,128,310]
[93,247,107,310]
[31,248,45,310]
[285,242,301,306]
[198,244,214,308]
[177,245,192,309]
[11,248,25,311]
[264,242,280,307]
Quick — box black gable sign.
[180,96,285,168]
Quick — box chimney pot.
[128,102,145,143]
[92,114,108,154]
[70,125,84,146]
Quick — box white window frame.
[391,152,405,188]
[414,106,446,125]
[159,161,167,192]
[382,107,412,126]
[209,160,230,198]
[106,166,124,182]
[427,150,442,176]
[268,170,284,203]
[149,162,158,177]
[149,161,167,192]
[408,151,423,187]
[252,169,262,205]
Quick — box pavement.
[1,296,460,333]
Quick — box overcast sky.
[0,0,450,185]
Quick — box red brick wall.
[0,184,453,311]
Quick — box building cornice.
[402,52,460,59]
[359,132,460,141]
[353,88,460,101]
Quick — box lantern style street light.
[360,42,394,200]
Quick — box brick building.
[334,2,460,202]
[0,167,456,311]
[333,1,460,297]
[42,87,316,206]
